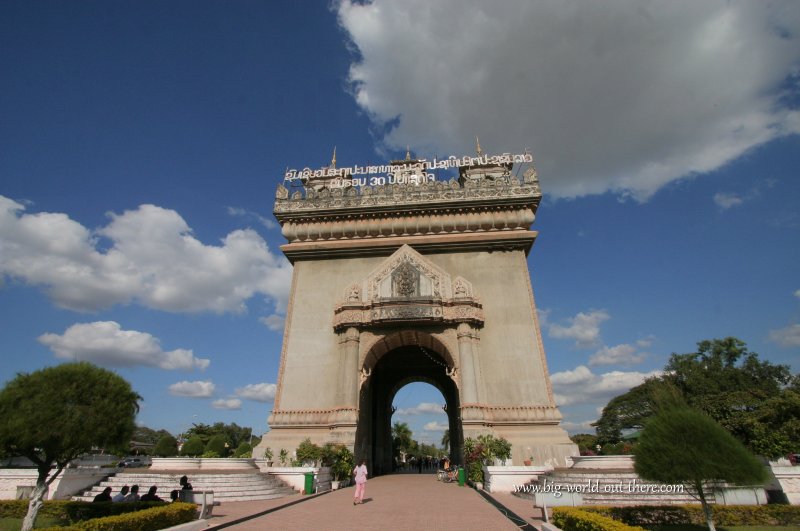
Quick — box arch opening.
[355,337,463,477]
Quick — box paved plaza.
[202,473,546,530]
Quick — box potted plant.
[263,447,274,467]
[323,443,355,490]
[524,446,533,466]
[278,448,289,466]
[296,438,322,467]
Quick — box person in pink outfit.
[353,459,368,505]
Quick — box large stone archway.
[355,331,463,476]
[254,151,578,468]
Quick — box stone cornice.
[280,231,538,262]
[274,175,541,219]
[273,173,541,261]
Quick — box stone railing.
[149,458,258,471]
[274,175,542,244]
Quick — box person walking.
[353,459,368,505]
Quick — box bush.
[205,434,230,457]
[552,507,645,531]
[321,443,354,480]
[295,438,321,465]
[581,504,800,527]
[463,434,513,483]
[234,442,252,458]
[38,502,196,531]
[153,434,178,457]
[0,500,191,527]
[181,435,205,456]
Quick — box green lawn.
[0,516,69,530]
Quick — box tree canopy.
[181,435,205,457]
[0,362,140,531]
[185,421,252,448]
[634,404,767,531]
[594,337,798,457]
[153,434,179,457]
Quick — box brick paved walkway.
[203,474,545,530]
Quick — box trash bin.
[304,472,314,495]
[457,466,465,487]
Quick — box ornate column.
[343,327,361,408]
[457,322,478,405]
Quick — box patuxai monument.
[254,145,578,475]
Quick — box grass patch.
[0,516,69,530]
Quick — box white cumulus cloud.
[235,383,277,402]
[551,365,660,406]
[423,421,449,432]
[589,343,646,367]
[212,398,243,410]
[548,310,610,348]
[396,402,446,416]
[169,380,216,398]
[337,1,800,201]
[0,197,292,313]
[713,192,744,210]
[769,323,800,348]
[38,321,209,370]
[259,314,285,332]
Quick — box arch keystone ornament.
[255,149,577,474]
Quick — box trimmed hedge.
[0,500,196,527]
[581,505,800,527]
[38,502,197,531]
[552,507,646,531]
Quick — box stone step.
[73,472,297,502]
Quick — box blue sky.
[1,1,799,446]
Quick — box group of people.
[93,475,193,503]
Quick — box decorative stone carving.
[275,183,289,200]
[392,262,419,297]
[346,283,361,302]
[333,245,484,331]
[446,366,459,383]
[359,367,371,389]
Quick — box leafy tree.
[234,442,252,458]
[441,429,450,450]
[132,426,172,446]
[181,435,205,457]
[153,434,179,457]
[185,422,252,448]
[570,433,599,455]
[594,379,664,443]
[595,338,797,456]
[392,422,414,460]
[206,434,231,457]
[0,362,140,531]
[634,405,767,531]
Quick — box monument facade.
[254,148,577,474]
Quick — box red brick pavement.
[204,474,545,530]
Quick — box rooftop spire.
[475,137,483,156]
[405,146,411,161]
[330,147,337,168]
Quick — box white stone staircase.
[73,471,296,502]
